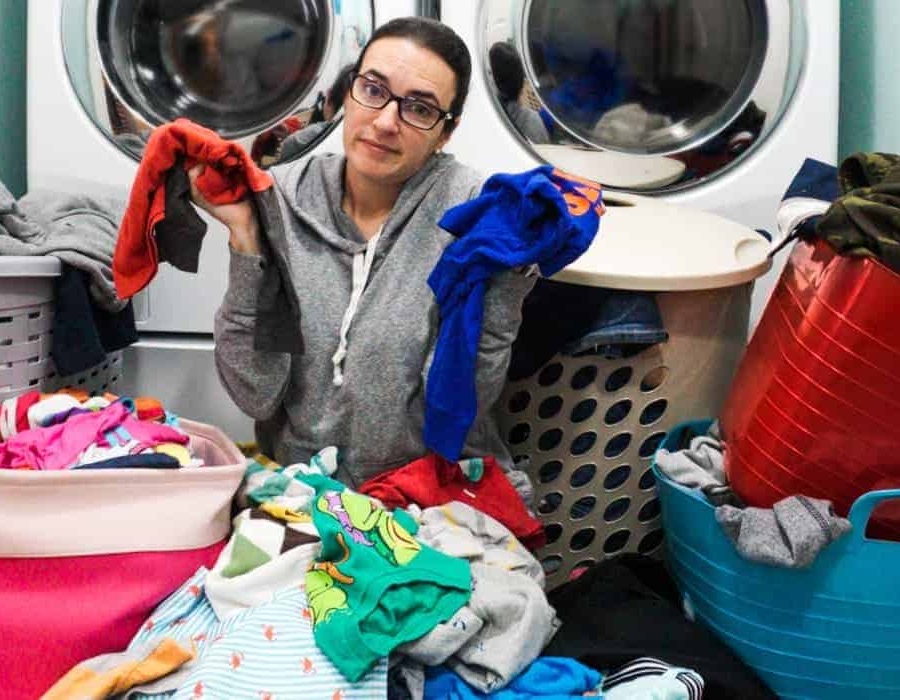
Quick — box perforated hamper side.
[498,283,752,590]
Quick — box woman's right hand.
[188,164,262,255]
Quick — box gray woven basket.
[0,257,122,401]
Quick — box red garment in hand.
[112,118,274,299]
[358,453,546,550]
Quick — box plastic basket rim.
[652,420,900,552]
[0,256,61,278]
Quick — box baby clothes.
[399,562,561,693]
[125,568,388,699]
[237,449,338,520]
[414,501,546,586]
[204,506,321,620]
[43,638,194,700]
[0,401,187,470]
[602,657,704,700]
[358,454,546,550]
[217,508,320,579]
[301,473,472,682]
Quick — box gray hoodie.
[214,152,536,491]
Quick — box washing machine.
[27,0,437,437]
[440,0,839,326]
[27,0,838,437]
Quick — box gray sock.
[716,495,851,568]
[654,422,737,506]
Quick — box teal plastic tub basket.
[653,420,900,700]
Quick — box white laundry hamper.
[0,256,122,400]
[497,193,774,590]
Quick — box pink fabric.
[0,418,244,697]
[0,541,225,699]
[99,412,190,450]
[0,402,187,471]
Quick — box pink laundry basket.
[0,418,247,699]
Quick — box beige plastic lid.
[552,191,772,291]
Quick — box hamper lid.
[553,191,772,291]
[0,256,61,277]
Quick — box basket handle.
[769,197,831,256]
[846,488,900,547]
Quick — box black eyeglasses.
[349,73,454,131]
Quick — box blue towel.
[424,166,602,460]
[424,657,602,699]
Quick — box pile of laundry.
[43,446,777,699]
[0,388,200,471]
[655,421,852,570]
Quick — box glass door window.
[64,0,377,164]
[481,0,804,192]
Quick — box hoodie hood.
[271,152,465,257]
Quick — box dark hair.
[489,42,524,104]
[354,17,471,132]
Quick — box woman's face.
[342,37,457,189]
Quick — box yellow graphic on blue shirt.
[307,490,421,626]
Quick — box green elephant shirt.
[300,473,471,681]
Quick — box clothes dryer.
[439,0,839,325]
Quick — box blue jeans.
[562,289,667,358]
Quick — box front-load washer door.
[480,0,805,193]
[64,0,377,166]
[61,0,433,334]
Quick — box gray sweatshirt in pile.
[214,152,536,491]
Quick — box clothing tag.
[459,457,485,482]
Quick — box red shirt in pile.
[358,453,546,550]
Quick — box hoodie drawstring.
[332,226,383,386]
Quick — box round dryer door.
[61,0,403,165]
[480,0,805,193]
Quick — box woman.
[190,17,536,496]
